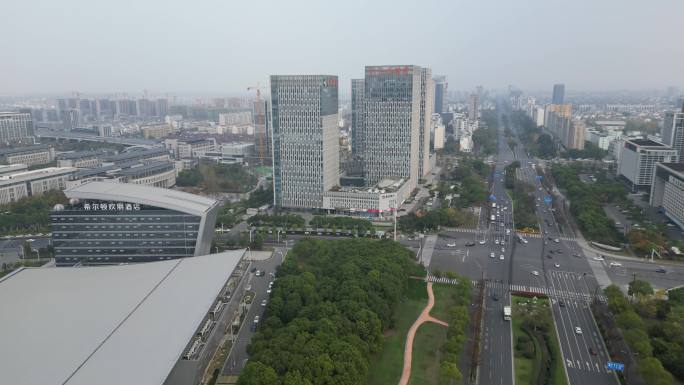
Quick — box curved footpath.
[398,282,449,385]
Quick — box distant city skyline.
[2,0,684,95]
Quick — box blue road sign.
[544,196,552,204]
[536,175,543,181]
[606,362,625,372]
[490,194,497,201]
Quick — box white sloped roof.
[64,181,219,217]
[0,250,245,385]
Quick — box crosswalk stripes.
[425,275,460,285]
[441,227,481,234]
[441,227,577,241]
[475,280,607,303]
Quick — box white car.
[501,240,505,246]
[501,247,505,253]
[609,262,623,267]
[531,271,540,276]
[575,327,582,334]
[267,288,272,294]
[479,240,486,245]
[593,256,605,261]
[554,263,560,268]
[495,239,500,245]
[554,238,560,243]
[261,299,267,306]
[254,315,260,324]
[447,243,456,247]
[499,254,504,260]
[490,252,495,258]
[506,229,511,235]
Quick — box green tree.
[237,362,279,385]
[439,361,462,385]
[628,280,654,297]
[638,357,674,385]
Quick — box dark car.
[492,294,499,301]
[589,347,597,356]
[250,324,257,332]
[550,250,554,254]
[559,300,565,307]
[655,267,667,274]
[546,254,552,259]
[250,267,257,273]
[465,241,476,247]
[556,249,563,254]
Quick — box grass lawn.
[546,317,567,385]
[512,308,541,385]
[512,296,568,385]
[367,278,428,385]
[408,322,448,385]
[430,283,460,321]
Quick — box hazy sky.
[3,0,683,96]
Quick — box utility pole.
[393,207,397,241]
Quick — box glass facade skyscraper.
[351,79,365,157]
[270,75,340,208]
[552,84,565,104]
[362,65,423,189]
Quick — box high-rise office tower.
[62,109,79,131]
[351,79,365,157]
[137,98,155,117]
[270,75,340,208]
[662,106,684,160]
[156,98,169,117]
[0,112,34,145]
[433,75,447,115]
[468,93,480,121]
[419,68,435,178]
[362,65,423,188]
[552,84,565,104]
[252,99,271,166]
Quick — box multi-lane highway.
[478,113,517,385]
[503,106,618,385]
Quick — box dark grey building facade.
[433,75,447,115]
[552,83,565,104]
[51,182,219,266]
[662,107,684,160]
[351,79,365,157]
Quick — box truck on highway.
[503,306,511,321]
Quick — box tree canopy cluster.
[551,163,626,245]
[237,238,419,385]
[0,190,66,234]
[309,216,373,233]
[248,214,306,228]
[177,162,257,193]
[511,112,557,159]
[437,157,490,209]
[216,187,274,228]
[398,208,476,233]
[563,142,607,160]
[438,278,472,384]
[604,285,683,384]
[511,180,538,231]
[472,126,497,156]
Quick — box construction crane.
[247,83,262,100]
